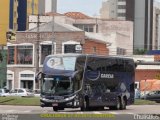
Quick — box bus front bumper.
[40,95,79,108]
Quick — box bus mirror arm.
[35,71,42,83]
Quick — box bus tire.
[109,97,120,110]
[81,99,89,111]
[53,107,58,111]
[120,97,126,110]
[116,97,121,110]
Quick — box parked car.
[9,88,34,97]
[145,90,160,103]
[33,89,40,97]
[0,89,10,97]
[134,88,141,99]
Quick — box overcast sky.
[57,0,104,16]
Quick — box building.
[134,55,160,92]
[7,21,109,90]
[9,0,39,31]
[28,13,133,55]
[100,0,154,52]
[134,0,153,51]
[100,0,134,21]
[38,0,57,14]
[64,12,133,55]
[0,0,10,45]
[0,0,39,44]
[152,1,160,50]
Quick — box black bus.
[36,54,135,111]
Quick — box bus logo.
[86,71,100,81]
[101,74,114,79]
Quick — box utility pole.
[36,14,40,74]
[35,14,40,89]
[51,15,55,54]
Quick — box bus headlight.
[64,95,76,101]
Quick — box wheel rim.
[123,99,126,109]
[84,100,86,109]
[117,98,120,109]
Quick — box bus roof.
[46,54,133,60]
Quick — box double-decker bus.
[36,54,135,111]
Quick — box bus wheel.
[81,99,89,111]
[116,97,121,110]
[53,107,58,111]
[109,97,120,110]
[120,97,126,110]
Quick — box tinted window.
[86,57,97,71]
[18,89,24,93]
[124,60,134,72]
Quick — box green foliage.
[134,99,159,105]
[134,49,148,55]
[0,96,40,106]
[0,50,7,88]
[0,52,2,62]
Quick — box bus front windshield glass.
[46,56,76,70]
[42,75,73,96]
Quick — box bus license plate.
[52,103,58,106]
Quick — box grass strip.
[0,97,159,106]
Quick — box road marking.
[125,112,134,115]
[109,112,119,114]
[93,111,101,114]
[2,110,17,113]
[22,110,31,113]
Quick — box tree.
[0,52,3,62]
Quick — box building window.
[92,47,97,53]
[64,45,76,53]
[118,5,126,9]
[20,74,34,77]
[19,71,35,90]
[117,13,126,17]
[41,45,52,64]
[118,0,126,1]
[7,74,13,78]
[117,47,126,55]
[8,45,33,65]
[63,41,82,54]
[20,80,33,90]
[17,46,33,64]
[8,46,15,64]
[73,24,94,32]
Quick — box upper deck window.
[46,56,77,71]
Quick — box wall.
[83,40,109,55]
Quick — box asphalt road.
[0,105,160,120]
[0,105,160,114]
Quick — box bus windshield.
[42,75,73,96]
[46,56,76,71]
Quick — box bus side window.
[97,67,101,71]
[86,57,96,71]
